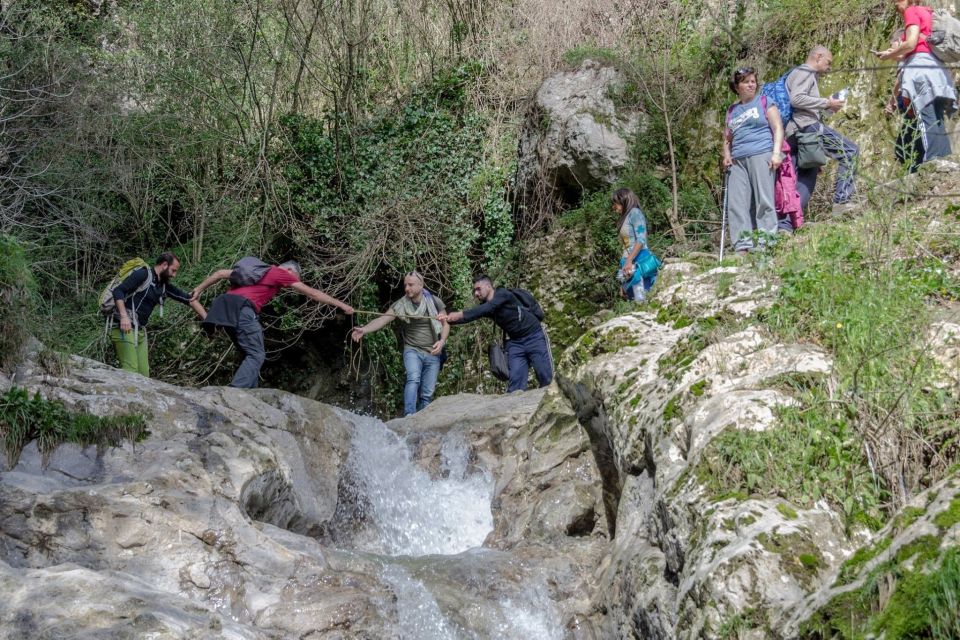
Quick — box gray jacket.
[785,64,829,136]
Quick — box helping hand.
[351,327,365,342]
[341,304,354,315]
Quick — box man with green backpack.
[99,252,207,377]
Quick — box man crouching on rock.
[191,258,353,388]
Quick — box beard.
[157,267,172,284]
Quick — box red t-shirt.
[904,5,933,55]
[227,266,300,313]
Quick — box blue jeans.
[792,123,859,208]
[506,328,553,393]
[402,348,441,416]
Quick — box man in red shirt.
[192,260,353,388]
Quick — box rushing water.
[339,415,563,640]
[343,415,494,556]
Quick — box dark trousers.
[791,123,859,209]
[228,305,266,388]
[506,327,553,393]
[919,97,953,163]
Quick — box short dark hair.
[729,66,757,93]
[473,274,493,287]
[155,252,178,266]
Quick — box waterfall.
[339,414,563,640]
[342,415,494,556]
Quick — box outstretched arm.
[191,269,232,300]
[351,313,393,342]
[189,299,207,320]
[290,281,354,314]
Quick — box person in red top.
[877,0,957,164]
[192,260,353,388]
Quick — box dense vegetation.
[0,0,926,415]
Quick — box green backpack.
[98,258,152,316]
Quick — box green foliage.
[767,218,960,502]
[696,414,884,528]
[562,45,620,68]
[274,62,498,305]
[803,547,960,639]
[0,236,36,369]
[0,386,148,468]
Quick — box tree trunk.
[663,113,687,242]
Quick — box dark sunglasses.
[735,66,755,76]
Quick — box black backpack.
[507,288,544,322]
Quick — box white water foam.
[382,565,462,640]
[346,416,493,556]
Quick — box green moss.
[757,530,823,588]
[689,379,708,397]
[804,546,960,639]
[892,506,927,533]
[933,497,960,530]
[872,548,960,640]
[663,395,682,422]
[657,312,741,381]
[835,537,892,586]
[777,503,799,520]
[894,535,941,567]
[799,553,821,569]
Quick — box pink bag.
[774,140,803,229]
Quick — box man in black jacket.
[440,274,552,392]
[110,252,206,377]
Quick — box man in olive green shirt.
[351,272,449,416]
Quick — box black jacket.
[111,267,191,328]
[460,287,541,339]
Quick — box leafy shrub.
[0,386,148,468]
[0,236,36,369]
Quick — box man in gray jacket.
[785,46,858,214]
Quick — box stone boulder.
[555,262,854,639]
[0,349,610,639]
[516,59,641,213]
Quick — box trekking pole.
[719,167,731,262]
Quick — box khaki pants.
[110,327,149,377]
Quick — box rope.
[351,308,447,321]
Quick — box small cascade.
[339,415,494,557]
[382,565,463,640]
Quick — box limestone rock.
[0,349,608,638]
[517,60,641,212]
[556,262,851,639]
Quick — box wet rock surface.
[0,352,608,639]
